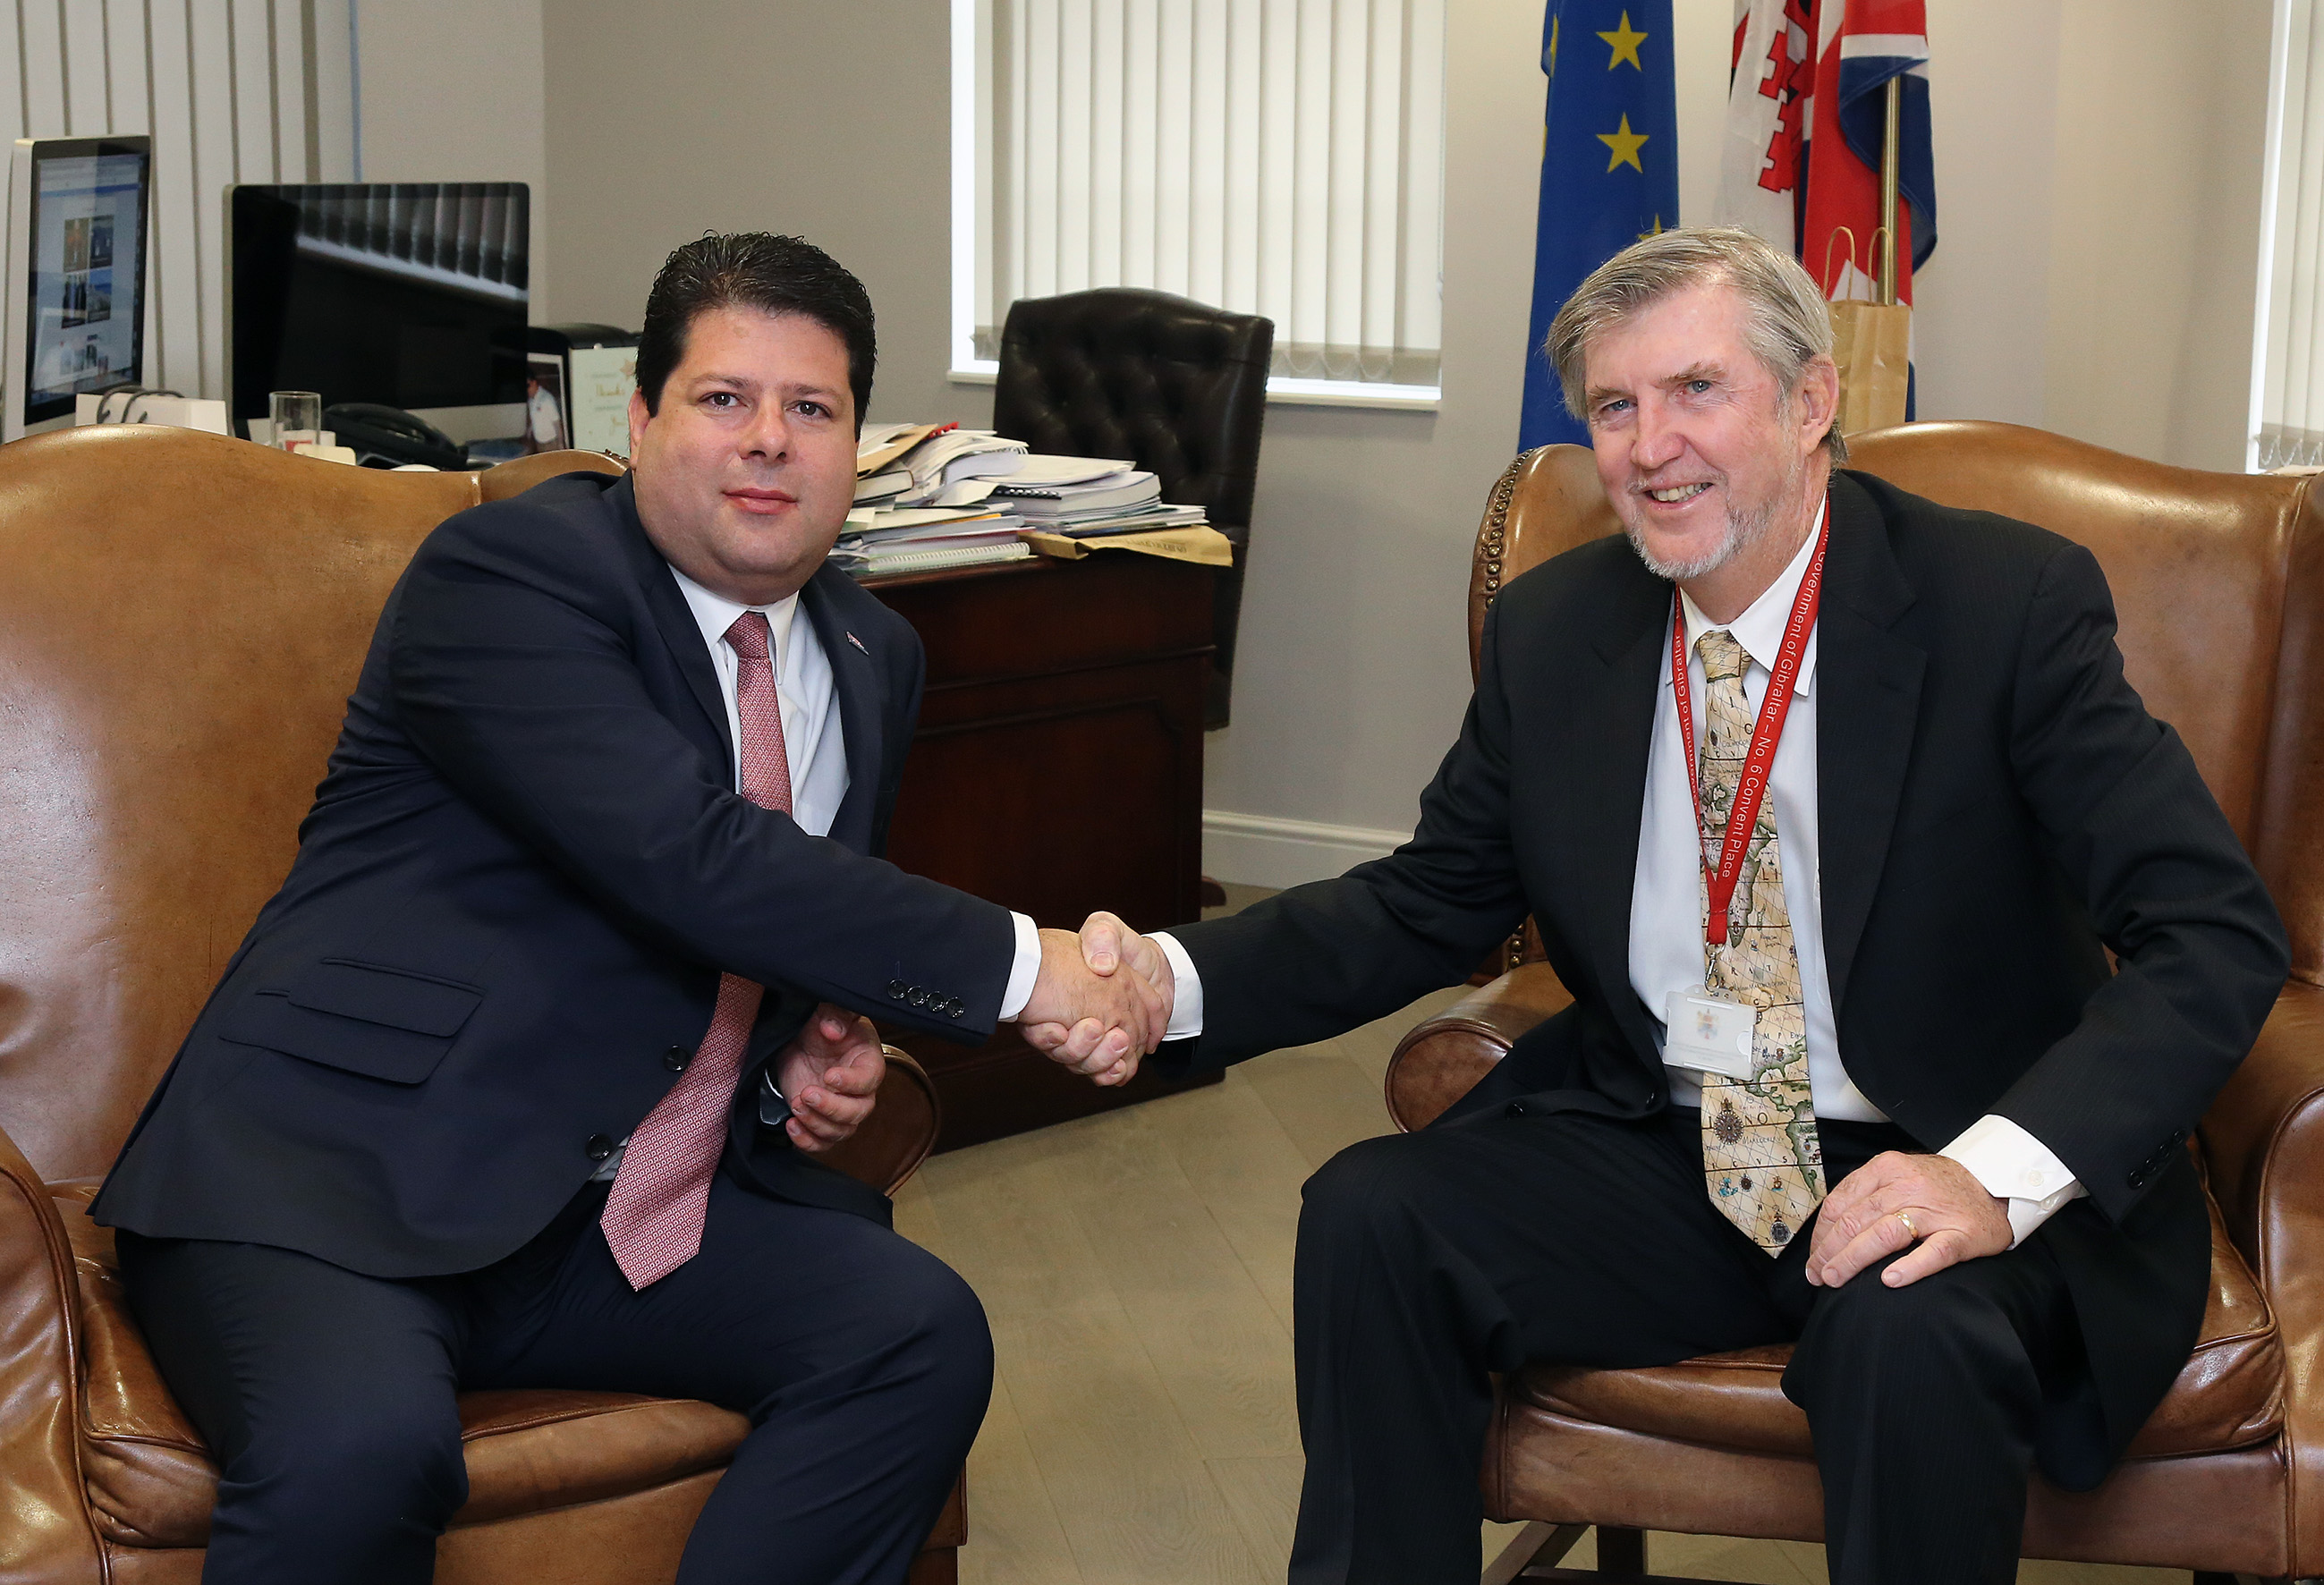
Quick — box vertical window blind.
[956,0,1446,397]
[2257,0,2324,469]
[0,0,355,405]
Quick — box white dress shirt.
[666,567,1043,1017]
[1154,504,2085,1246]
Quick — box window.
[0,0,357,403]
[952,0,1446,407]
[2254,0,2324,468]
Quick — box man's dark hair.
[633,233,877,424]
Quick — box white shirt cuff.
[997,911,1041,1021]
[1938,1113,2086,1248]
[1147,930,1205,1039]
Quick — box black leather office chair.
[991,287,1272,729]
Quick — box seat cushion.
[1517,1188,2281,1462]
[56,1191,750,1547]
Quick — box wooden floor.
[893,887,2190,1585]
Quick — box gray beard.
[1623,489,1773,581]
[1621,451,1805,582]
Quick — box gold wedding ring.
[1897,1210,1920,1241]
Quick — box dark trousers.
[117,1171,993,1585]
[1289,1106,2080,1585]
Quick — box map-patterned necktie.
[600,609,793,1290]
[1692,628,1824,1255]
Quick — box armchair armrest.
[820,1047,941,1195]
[1385,962,1574,1132]
[2188,980,2324,1576]
[0,1121,103,1581]
[2201,979,2324,1289]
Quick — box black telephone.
[323,403,467,471]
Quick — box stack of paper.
[986,455,1211,537]
[841,423,1033,578]
[830,503,1034,579]
[841,423,1211,575]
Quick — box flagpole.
[1876,76,1902,305]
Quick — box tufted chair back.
[992,287,1272,727]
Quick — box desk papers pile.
[837,423,1216,579]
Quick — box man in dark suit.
[94,233,1166,1584]
[1041,227,2291,1583]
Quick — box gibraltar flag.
[1799,0,1935,305]
[1713,0,1813,249]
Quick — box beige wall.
[354,0,549,306]
[349,0,2276,882]
[2042,0,2273,471]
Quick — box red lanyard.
[1672,521,1828,946]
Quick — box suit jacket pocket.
[216,959,485,1084]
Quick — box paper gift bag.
[1823,227,1911,435]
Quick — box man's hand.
[775,1003,886,1154]
[1015,921,1170,1086]
[1805,1150,2014,1289]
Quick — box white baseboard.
[1201,809,1411,891]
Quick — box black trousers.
[1289,1105,2080,1585]
[116,1170,993,1585]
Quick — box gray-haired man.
[1038,227,2288,1583]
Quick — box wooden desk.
[867,549,1220,1148]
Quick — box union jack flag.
[1801,0,1935,306]
[1713,0,1935,303]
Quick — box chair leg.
[1596,1527,1647,1576]
[1482,1521,1587,1584]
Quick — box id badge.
[1663,987,1756,1081]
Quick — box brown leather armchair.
[1390,423,2320,1584]
[0,427,964,1584]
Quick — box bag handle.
[1820,226,1858,300]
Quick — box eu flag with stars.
[1518,0,1681,451]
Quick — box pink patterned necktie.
[600,610,794,1289]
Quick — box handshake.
[770,912,1171,1159]
[1013,912,1175,1087]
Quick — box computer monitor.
[227,182,530,441]
[2,136,152,440]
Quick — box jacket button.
[663,1046,691,1072]
[585,1134,616,1163]
[886,979,907,999]
[909,987,930,1008]
[946,998,964,1018]
[2126,1169,2146,1190]
[1505,1100,1528,1118]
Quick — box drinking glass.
[269,390,322,452]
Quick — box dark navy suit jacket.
[95,472,1016,1277]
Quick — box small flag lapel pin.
[845,631,869,656]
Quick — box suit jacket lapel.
[802,566,885,854]
[613,475,733,775]
[1573,558,1670,1055]
[1815,471,1925,1013]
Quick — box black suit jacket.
[1166,470,2289,1479]
[94,472,1017,1277]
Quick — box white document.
[565,344,637,455]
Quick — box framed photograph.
[524,352,568,453]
